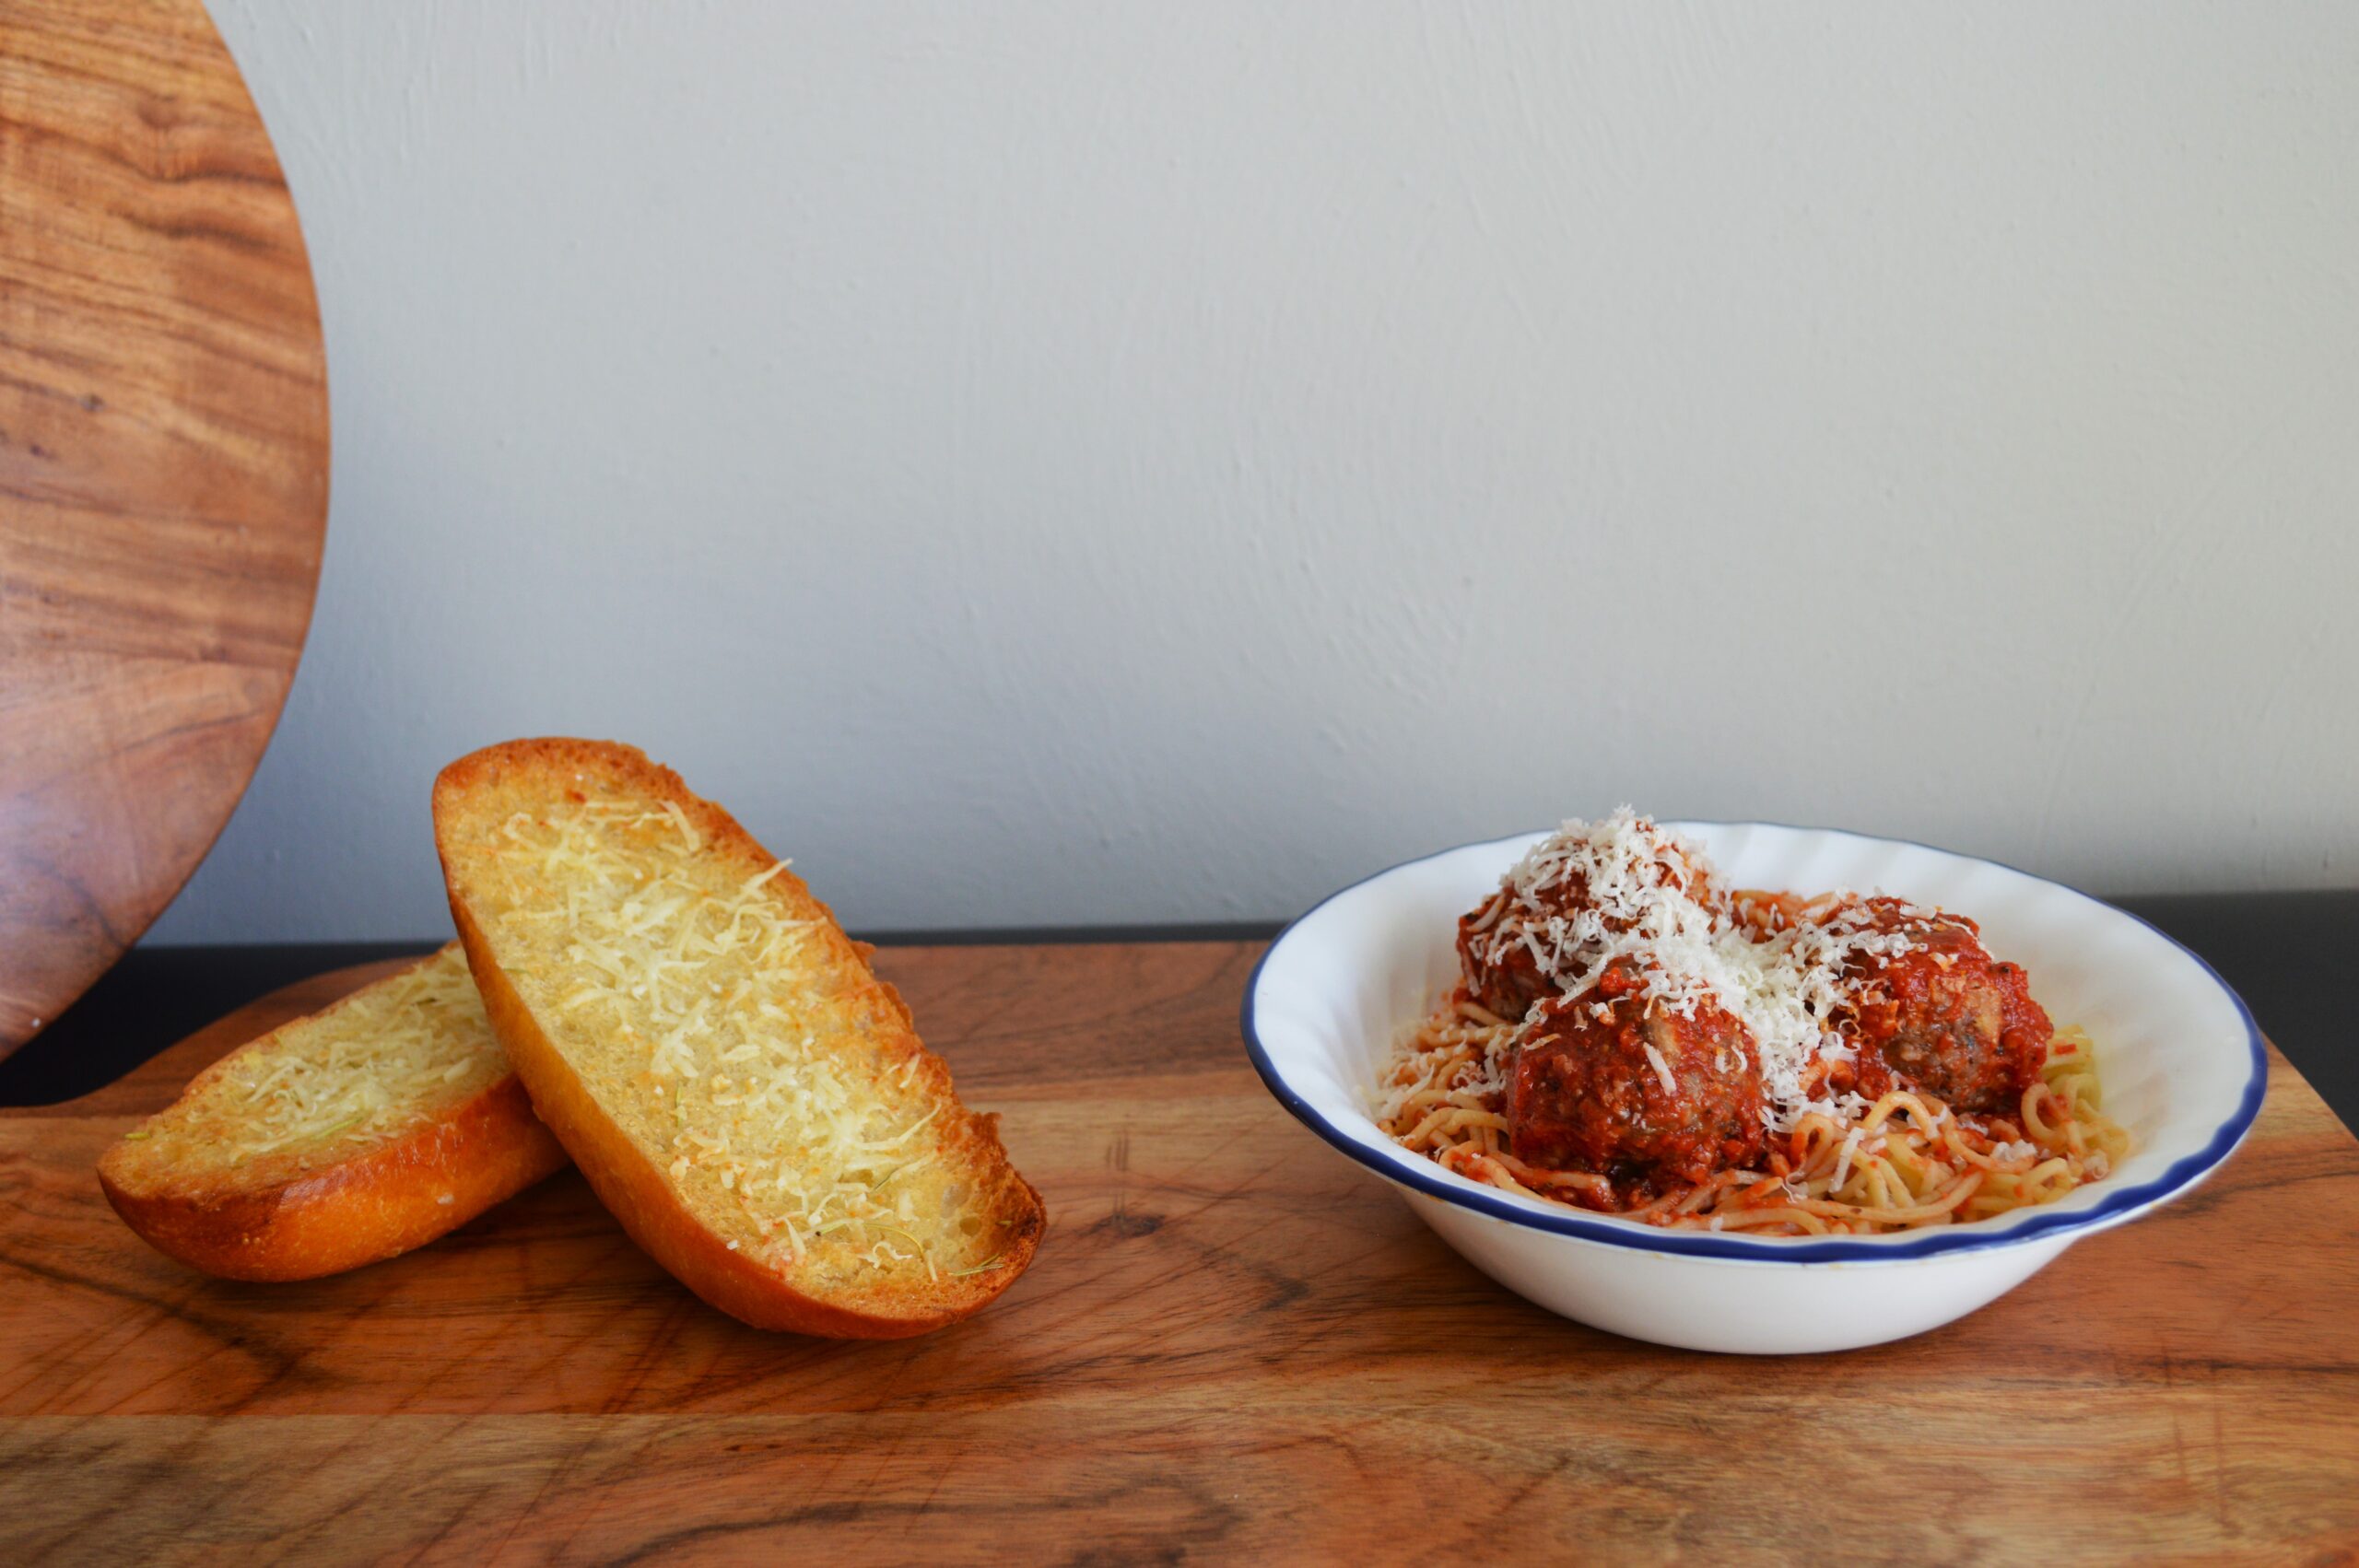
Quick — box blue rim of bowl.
[1240,822,2271,1264]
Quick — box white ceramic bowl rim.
[1242,822,2270,1264]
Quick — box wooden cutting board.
[0,0,330,1056]
[2,941,2354,1564]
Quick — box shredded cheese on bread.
[441,765,1026,1296]
[106,944,509,1182]
[96,943,569,1283]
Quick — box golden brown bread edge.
[432,737,1047,1339]
[96,950,570,1283]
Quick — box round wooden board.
[0,0,329,1056]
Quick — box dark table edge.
[5,898,2352,1136]
[0,925,1285,1108]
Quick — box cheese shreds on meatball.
[1438,811,1925,1135]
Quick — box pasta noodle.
[1381,1003,2127,1235]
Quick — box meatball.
[1457,828,1718,1021]
[1456,896,1558,1022]
[1832,898,2052,1114]
[1506,964,1766,1186]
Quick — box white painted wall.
[155,1,2359,942]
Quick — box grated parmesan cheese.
[454,790,992,1282]
[1452,811,1920,1135]
[138,945,509,1171]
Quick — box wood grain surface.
[0,0,329,1056]
[2,942,2354,1565]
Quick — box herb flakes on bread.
[432,737,1045,1338]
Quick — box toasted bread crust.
[97,951,569,1282]
[433,738,1046,1339]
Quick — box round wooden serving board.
[0,0,330,1056]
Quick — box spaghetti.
[1377,813,2130,1236]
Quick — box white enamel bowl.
[1243,824,2267,1354]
